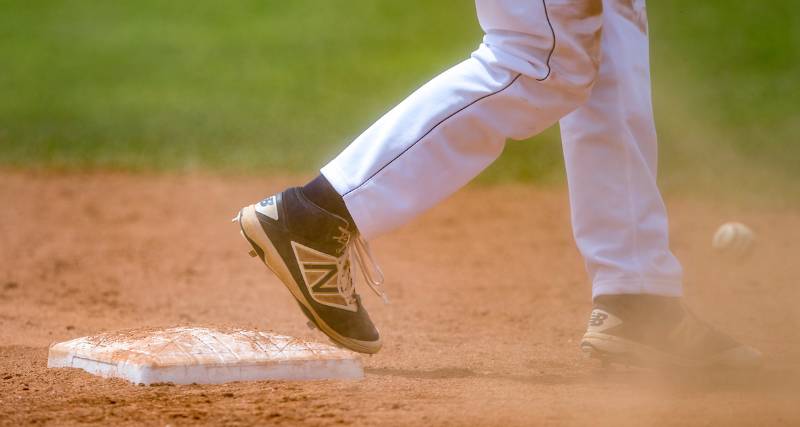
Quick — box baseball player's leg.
[564,0,760,368]
[559,0,682,299]
[236,0,605,353]
[322,0,604,239]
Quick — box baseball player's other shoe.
[233,188,387,354]
[581,294,762,369]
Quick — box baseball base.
[47,326,363,384]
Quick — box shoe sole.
[581,332,704,368]
[581,332,761,369]
[235,205,381,354]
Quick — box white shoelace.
[334,227,388,306]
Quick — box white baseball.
[712,222,755,257]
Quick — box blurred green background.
[0,0,797,194]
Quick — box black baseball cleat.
[581,295,762,369]
[232,188,387,354]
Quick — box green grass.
[0,1,481,171]
[0,0,797,189]
[648,0,800,193]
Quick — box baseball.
[712,222,755,256]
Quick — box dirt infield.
[1,170,798,426]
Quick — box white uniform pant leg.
[322,0,603,239]
[559,0,683,298]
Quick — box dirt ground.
[1,170,798,426]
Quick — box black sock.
[302,174,356,230]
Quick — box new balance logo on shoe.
[291,241,357,312]
[586,309,621,332]
[589,311,608,326]
[256,195,279,220]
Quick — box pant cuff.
[592,278,683,299]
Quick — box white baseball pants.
[321,0,683,298]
